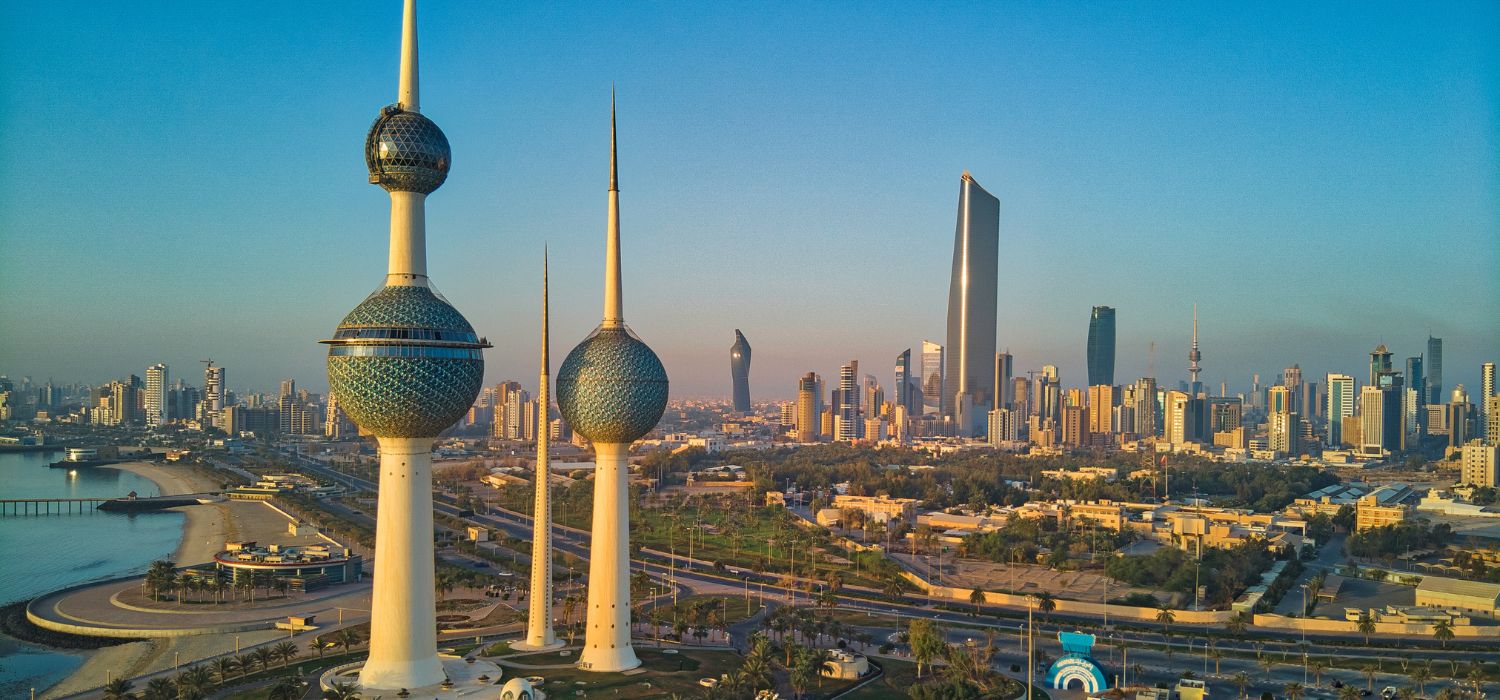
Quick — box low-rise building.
[832,494,920,523]
[1355,483,1416,531]
[1414,576,1500,618]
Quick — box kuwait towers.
[320,0,487,690]
[556,95,669,672]
[514,250,563,652]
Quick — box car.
[472,561,489,568]
[1360,691,1371,697]
[1382,687,1398,699]
[1332,681,1344,689]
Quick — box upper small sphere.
[556,327,669,444]
[365,106,450,194]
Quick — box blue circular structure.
[322,285,486,438]
[1045,632,1109,693]
[365,106,451,194]
[555,326,668,444]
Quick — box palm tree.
[322,680,363,700]
[253,645,277,673]
[1396,688,1416,700]
[1432,619,1454,648]
[1285,682,1305,700]
[310,637,328,659]
[274,640,299,667]
[211,656,239,683]
[1357,611,1376,644]
[1156,605,1175,632]
[336,628,362,655]
[142,677,175,700]
[269,676,304,700]
[1034,592,1056,619]
[1410,663,1432,697]
[236,653,259,674]
[1339,686,1363,700]
[882,577,905,599]
[175,666,214,700]
[1465,663,1485,699]
[102,677,136,700]
[1310,659,1329,688]
[1211,644,1224,675]
[970,587,986,614]
[1233,671,1251,699]
[1260,655,1276,680]
[1362,663,1379,692]
[1226,612,1249,635]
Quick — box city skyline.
[2,2,1497,398]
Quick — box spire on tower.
[541,246,550,374]
[398,0,420,112]
[602,92,624,329]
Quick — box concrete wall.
[1252,613,1500,638]
[897,570,1231,623]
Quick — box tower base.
[322,655,506,698]
[510,639,566,652]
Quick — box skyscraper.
[921,340,943,414]
[943,172,999,436]
[1326,374,1356,446]
[555,95,668,673]
[1369,344,1393,387]
[1087,306,1116,388]
[995,351,1013,408]
[517,252,562,652]
[318,1,489,689]
[202,362,224,424]
[1187,305,1203,396]
[796,372,821,442]
[1427,336,1443,404]
[144,363,168,427]
[1405,356,1425,437]
[895,349,912,414]
[1484,362,1496,441]
[835,360,860,441]
[729,329,751,413]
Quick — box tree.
[274,640,299,667]
[322,681,363,700]
[269,676,305,700]
[142,677,175,700]
[1357,611,1376,644]
[908,619,946,679]
[1226,612,1249,635]
[1465,662,1485,700]
[1310,659,1329,688]
[336,628,363,655]
[1409,663,1432,697]
[1432,619,1454,648]
[1285,682,1305,700]
[1211,644,1224,675]
[1260,655,1276,681]
[1339,686,1363,700]
[1233,671,1251,699]
[254,646,276,672]
[1362,664,1378,692]
[969,587,986,614]
[309,637,328,659]
[211,656,239,683]
[1156,605,1176,632]
[103,677,136,700]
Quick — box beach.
[106,461,232,566]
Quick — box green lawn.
[498,648,745,699]
[841,658,1029,700]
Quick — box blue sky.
[1,1,1495,399]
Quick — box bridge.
[0,497,111,516]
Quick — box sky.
[1,1,1496,401]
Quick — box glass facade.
[1087,306,1116,387]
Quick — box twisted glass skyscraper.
[943,172,999,436]
[1087,306,1115,387]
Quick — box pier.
[0,497,111,516]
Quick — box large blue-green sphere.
[323,285,485,438]
[555,326,668,444]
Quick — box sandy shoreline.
[104,461,230,566]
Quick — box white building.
[145,364,169,427]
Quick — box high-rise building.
[835,360,861,441]
[863,375,883,421]
[1326,374,1356,446]
[1087,384,1115,435]
[1133,377,1158,438]
[1483,362,1496,441]
[943,172,999,435]
[1282,364,1302,414]
[516,252,563,652]
[1359,383,1404,455]
[1087,306,1116,387]
[318,3,490,689]
[554,94,668,673]
[795,372,821,442]
[1369,345,1394,387]
[1061,405,1089,446]
[144,364,168,427]
[1461,441,1499,487]
[1164,390,1191,445]
[895,349,922,416]
[995,351,1013,409]
[921,340,943,414]
[1187,306,1203,396]
[1488,394,1500,447]
[987,408,1018,444]
[1405,356,1425,431]
[202,362,225,426]
[279,379,296,399]
[1268,385,1290,415]
[1427,336,1443,405]
[729,329,751,413]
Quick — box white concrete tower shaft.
[579,95,641,673]
[362,436,443,689]
[386,0,428,288]
[519,250,562,651]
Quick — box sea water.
[0,450,184,696]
